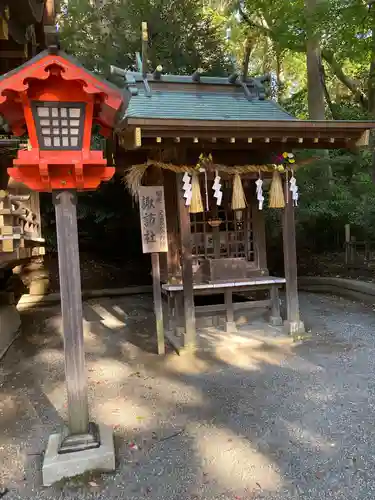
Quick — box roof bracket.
[239,80,253,101]
[192,68,204,82]
[110,64,139,95]
[228,72,239,84]
[135,51,152,97]
[153,65,163,80]
[252,75,270,100]
[143,79,152,97]
[125,72,139,96]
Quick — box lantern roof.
[0,48,125,136]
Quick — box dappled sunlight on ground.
[44,315,63,336]
[278,350,325,374]
[88,303,126,329]
[87,358,134,384]
[159,352,214,375]
[192,424,282,494]
[44,382,67,417]
[215,344,291,371]
[303,386,336,405]
[95,397,153,430]
[0,392,22,429]
[2,292,375,498]
[281,418,336,454]
[33,348,64,367]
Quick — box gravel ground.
[1,292,375,500]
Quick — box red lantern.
[0,50,123,191]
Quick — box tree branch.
[239,3,368,109]
[321,50,368,109]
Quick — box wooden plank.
[163,170,181,281]
[195,299,271,315]
[176,172,196,350]
[53,190,90,436]
[224,289,236,332]
[1,239,13,252]
[0,49,27,58]
[0,10,8,41]
[127,117,375,132]
[136,130,362,143]
[28,192,41,237]
[269,286,283,326]
[0,226,13,235]
[130,138,361,153]
[165,292,175,333]
[282,190,304,335]
[356,130,370,147]
[138,186,168,254]
[162,278,286,292]
[151,252,165,355]
[175,292,185,336]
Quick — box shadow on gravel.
[1,292,374,499]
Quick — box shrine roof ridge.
[110,64,270,101]
[123,70,270,88]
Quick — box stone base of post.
[269,315,283,327]
[58,421,100,454]
[284,320,305,337]
[42,423,115,486]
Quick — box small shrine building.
[112,59,375,349]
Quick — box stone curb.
[298,276,375,304]
[0,305,21,360]
[17,285,153,309]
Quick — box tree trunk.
[368,5,375,182]
[306,42,325,119]
[305,0,332,179]
[305,0,325,120]
[275,49,283,102]
[242,36,252,80]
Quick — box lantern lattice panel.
[32,102,86,150]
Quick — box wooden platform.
[162,277,286,349]
[162,277,286,292]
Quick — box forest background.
[43,0,375,283]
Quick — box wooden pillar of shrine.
[176,172,196,351]
[282,189,305,336]
[164,170,181,280]
[251,196,268,274]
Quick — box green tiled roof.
[124,90,296,121]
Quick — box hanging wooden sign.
[138,186,168,254]
[138,185,167,355]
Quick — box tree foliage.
[59,0,232,75]
[226,0,375,250]
[56,0,375,260]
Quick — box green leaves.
[58,0,231,76]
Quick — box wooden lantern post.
[52,189,94,447]
[0,49,123,481]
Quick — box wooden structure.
[0,40,124,477]
[112,54,375,348]
[0,0,48,287]
[0,0,47,72]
